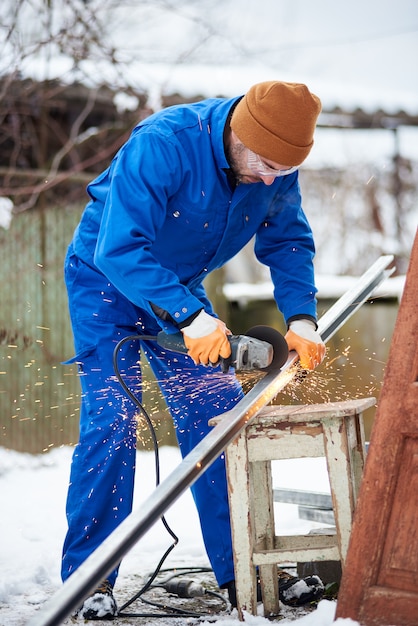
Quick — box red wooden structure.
[336,231,418,625]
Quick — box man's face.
[227,131,298,186]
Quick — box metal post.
[28,255,394,626]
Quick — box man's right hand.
[181,310,231,366]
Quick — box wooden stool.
[209,397,375,618]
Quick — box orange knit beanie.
[230,81,322,166]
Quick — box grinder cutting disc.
[245,325,289,372]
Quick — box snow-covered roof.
[223,275,406,306]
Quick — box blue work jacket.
[71,96,318,333]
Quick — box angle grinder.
[156,325,289,373]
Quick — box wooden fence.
[0,204,178,453]
[0,198,230,454]
[0,205,83,452]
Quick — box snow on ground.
[0,444,360,626]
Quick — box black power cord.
[112,335,228,619]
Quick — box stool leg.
[322,416,356,564]
[251,460,280,616]
[225,431,258,619]
[345,410,367,502]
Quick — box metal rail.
[317,255,395,342]
[28,255,394,626]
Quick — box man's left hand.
[285,320,326,370]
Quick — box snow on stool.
[209,396,375,619]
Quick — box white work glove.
[284,319,326,370]
[181,310,231,366]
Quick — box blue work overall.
[61,246,244,588]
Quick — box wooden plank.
[224,430,258,617]
[336,232,418,625]
[251,461,279,616]
[253,532,340,565]
[248,428,325,460]
[322,415,356,563]
[258,397,376,421]
[272,533,337,552]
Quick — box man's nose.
[260,175,276,186]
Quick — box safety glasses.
[247,149,299,178]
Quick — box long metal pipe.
[28,255,394,626]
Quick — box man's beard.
[225,141,248,184]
